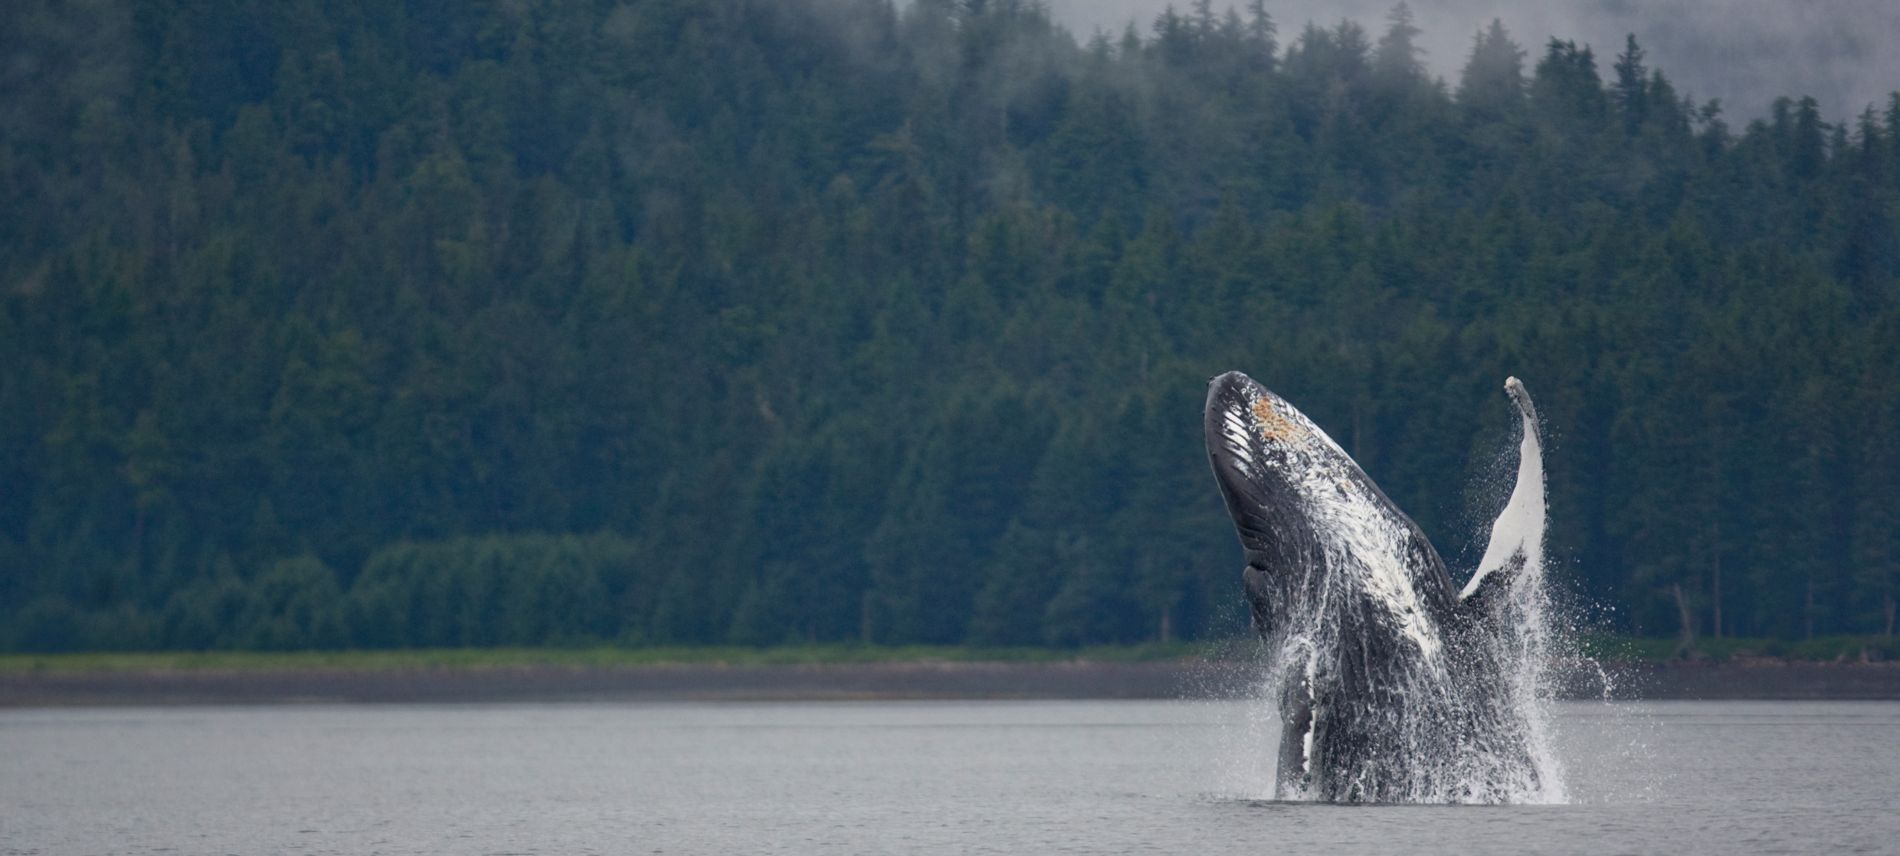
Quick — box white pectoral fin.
[1463,377,1545,604]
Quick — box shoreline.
[5,658,1900,708]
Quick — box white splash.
[1475,376,1568,804]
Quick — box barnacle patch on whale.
[1251,397,1303,443]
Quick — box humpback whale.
[1204,371,1554,803]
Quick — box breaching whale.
[1204,371,1553,803]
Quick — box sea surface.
[3,699,1896,855]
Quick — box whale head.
[1204,370,1456,649]
[1203,371,1325,566]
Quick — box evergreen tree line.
[2,0,1897,651]
[9,534,635,651]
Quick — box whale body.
[1204,371,1553,803]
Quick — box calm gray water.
[3,700,1896,855]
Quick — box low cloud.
[1044,0,1900,119]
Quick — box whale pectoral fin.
[1459,550,1525,616]
[1243,564,1275,636]
[1463,376,1544,613]
[1275,676,1315,798]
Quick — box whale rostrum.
[1204,371,1558,803]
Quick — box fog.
[1045,0,1900,120]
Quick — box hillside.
[3,0,1897,651]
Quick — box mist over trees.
[3,0,1898,652]
[1048,0,1900,121]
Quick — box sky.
[1043,0,1900,121]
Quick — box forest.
[2,0,1897,652]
